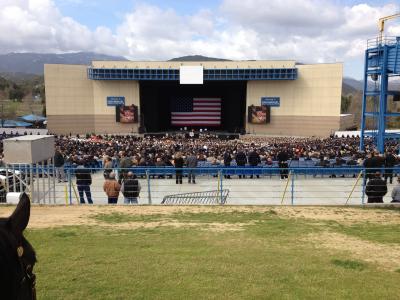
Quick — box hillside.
[342,81,358,95]
[0,52,127,75]
[343,77,363,91]
[0,74,45,119]
[342,78,400,129]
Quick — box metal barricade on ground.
[161,189,229,205]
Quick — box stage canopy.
[20,114,47,122]
[1,120,33,127]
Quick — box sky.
[1,0,400,79]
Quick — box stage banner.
[261,97,280,107]
[116,104,138,123]
[107,96,125,106]
[171,96,221,126]
[248,105,270,124]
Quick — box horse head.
[0,193,37,300]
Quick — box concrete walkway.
[46,172,397,206]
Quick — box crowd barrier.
[2,165,398,205]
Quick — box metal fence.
[1,165,397,205]
[1,161,56,204]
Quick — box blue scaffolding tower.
[360,36,400,153]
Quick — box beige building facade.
[45,60,343,136]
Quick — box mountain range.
[0,52,126,75]
[0,52,387,93]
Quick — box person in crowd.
[155,157,165,167]
[103,156,113,179]
[54,147,66,182]
[277,148,289,179]
[363,151,375,180]
[384,150,396,184]
[374,151,385,169]
[103,172,121,204]
[366,151,385,181]
[154,157,166,179]
[186,150,198,184]
[164,156,174,179]
[119,151,132,183]
[315,155,329,168]
[121,172,141,204]
[223,150,232,179]
[346,155,358,166]
[75,160,93,204]
[330,157,345,178]
[235,148,247,179]
[248,148,261,179]
[365,172,387,203]
[390,176,400,203]
[174,152,184,184]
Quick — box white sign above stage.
[179,66,204,84]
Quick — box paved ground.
[25,172,398,205]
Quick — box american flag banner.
[171,97,221,126]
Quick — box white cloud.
[387,24,400,36]
[220,0,343,36]
[217,0,399,63]
[0,0,120,53]
[0,0,399,77]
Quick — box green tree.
[341,95,352,113]
[0,77,8,91]
[1,101,19,119]
[8,84,25,101]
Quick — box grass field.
[2,205,400,299]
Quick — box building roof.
[91,60,297,69]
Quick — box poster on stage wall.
[116,104,138,123]
[248,105,270,124]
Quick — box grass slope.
[24,210,400,300]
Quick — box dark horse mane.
[0,194,37,300]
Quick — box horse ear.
[8,193,31,234]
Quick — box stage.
[143,130,240,140]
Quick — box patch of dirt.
[0,205,398,229]
[99,220,254,232]
[306,232,400,271]
[273,206,400,225]
[0,205,260,231]
[0,206,98,228]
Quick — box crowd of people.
[52,133,400,204]
[50,133,398,169]
[1,131,400,204]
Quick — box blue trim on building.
[87,67,297,81]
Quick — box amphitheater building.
[44,59,347,136]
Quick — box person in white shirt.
[391,177,400,203]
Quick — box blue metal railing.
[5,164,398,205]
[87,67,298,81]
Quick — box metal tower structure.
[360,36,400,153]
[360,14,400,153]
